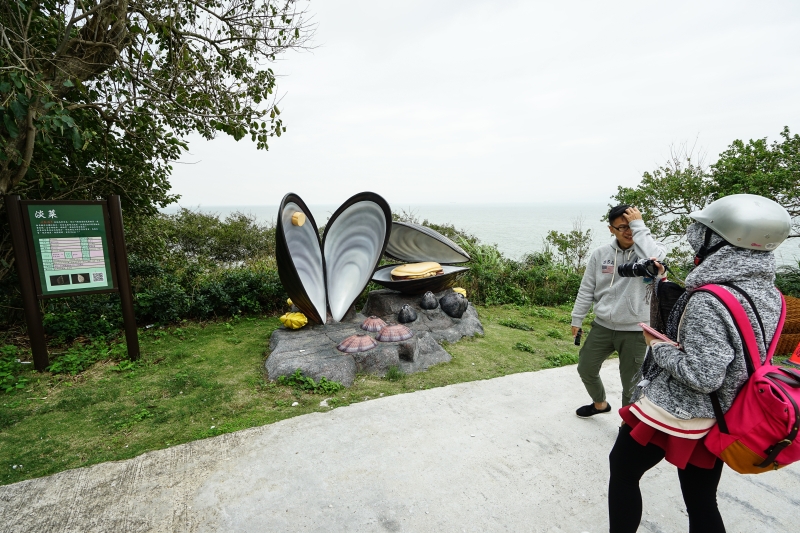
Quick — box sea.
[161,203,800,267]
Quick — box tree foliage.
[0,0,311,281]
[613,127,800,244]
[545,219,593,273]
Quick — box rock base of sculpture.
[267,289,484,387]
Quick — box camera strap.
[693,227,728,266]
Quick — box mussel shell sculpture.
[440,291,469,318]
[276,192,392,324]
[371,221,470,294]
[397,304,418,323]
[337,334,378,353]
[420,291,438,310]
[361,316,387,332]
[376,323,414,342]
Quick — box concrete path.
[1,360,798,533]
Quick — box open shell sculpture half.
[420,291,438,310]
[276,192,391,324]
[337,334,378,353]
[376,323,414,342]
[361,316,387,332]
[370,221,470,294]
[397,304,418,323]
[440,291,469,318]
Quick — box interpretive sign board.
[22,202,116,297]
[5,195,139,370]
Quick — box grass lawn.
[0,304,591,486]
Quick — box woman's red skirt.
[619,404,718,470]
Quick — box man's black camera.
[617,258,662,278]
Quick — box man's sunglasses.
[609,224,632,232]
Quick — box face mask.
[688,223,728,266]
[686,222,706,254]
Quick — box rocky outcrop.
[266,289,483,387]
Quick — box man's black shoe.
[576,403,612,418]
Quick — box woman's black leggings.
[608,424,725,533]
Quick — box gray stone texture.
[266,289,483,386]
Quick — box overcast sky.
[168,0,800,207]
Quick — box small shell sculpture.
[440,291,469,318]
[376,323,414,342]
[337,334,378,353]
[361,315,387,332]
[397,304,418,323]
[420,291,438,310]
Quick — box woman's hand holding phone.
[639,323,680,348]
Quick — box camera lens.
[617,259,659,278]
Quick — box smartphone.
[638,323,677,345]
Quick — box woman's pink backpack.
[697,284,800,474]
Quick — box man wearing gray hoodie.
[571,205,666,417]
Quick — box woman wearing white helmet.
[607,194,791,532]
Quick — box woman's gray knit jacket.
[631,223,783,420]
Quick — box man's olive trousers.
[576,321,647,407]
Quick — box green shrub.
[527,307,556,319]
[513,342,536,353]
[277,369,344,394]
[47,339,124,375]
[546,329,565,340]
[545,352,579,367]
[0,345,28,393]
[384,365,405,381]
[499,318,534,331]
[776,261,800,298]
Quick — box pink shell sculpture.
[361,315,387,332]
[376,323,414,342]
[337,334,378,353]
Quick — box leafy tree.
[710,126,799,236]
[0,0,311,281]
[545,219,593,273]
[613,127,800,245]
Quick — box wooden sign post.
[5,195,139,371]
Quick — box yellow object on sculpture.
[280,312,308,329]
[390,261,444,281]
[291,212,306,226]
[453,287,467,297]
[286,298,293,307]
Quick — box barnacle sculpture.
[397,304,418,323]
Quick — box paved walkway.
[1,360,798,533]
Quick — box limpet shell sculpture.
[376,323,414,342]
[440,291,468,318]
[397,304,418,323]
[420,291,438,310]
[337,334,378,353]
[361,315,387,332]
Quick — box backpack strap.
[716,282,787,364]
[694,284,762,374]
[693,284,787,435]
[768,293,787,363]
[717,282,767,354]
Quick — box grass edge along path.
[0,304,592,486]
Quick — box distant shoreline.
[160,203,800,266]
